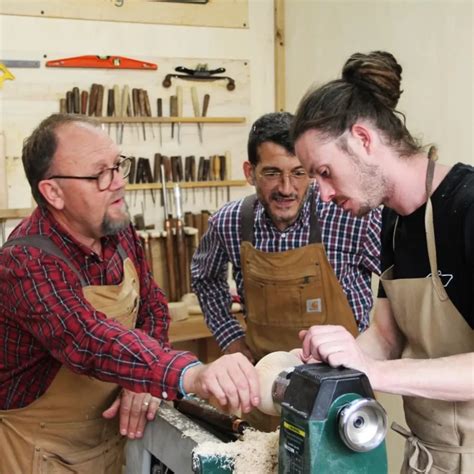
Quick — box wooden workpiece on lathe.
[255,351,301,416]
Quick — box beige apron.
[240,196,358,432]
[240,194,358,362]
[0,236,140,474]
[381,156,474,473]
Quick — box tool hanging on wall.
[156,98,163,146]
[162,64,235,91]
[161,164,177,302]
[46,55,158,70]
[0,60,41,88]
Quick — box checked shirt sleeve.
[3,247,197,401]
[191,219,245,351]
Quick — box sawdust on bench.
[193,427,279,473]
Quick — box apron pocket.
[246,272,326,327]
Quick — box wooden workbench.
[169,313,244,362]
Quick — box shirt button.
[162,391,168,399]
[40,422,46,428]
[281,234,287,239]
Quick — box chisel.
[190,87,202,143]
[156,98,163,146]
[81,90,88,115]
[113,84,121,143]
[169,95,178,140]
[176,86,183,144]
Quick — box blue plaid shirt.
[191,183,381,350]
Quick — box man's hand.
[102,389,161,439]
[299,325,374,378]
[224,337,255,364]
[182,353,260,414]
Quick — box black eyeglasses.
[47,155,132,191]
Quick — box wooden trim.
[0,208,34,220]
[126,179,248,191]
[0,0,249,29]
[274,0,286,112]
[99,117,246,124]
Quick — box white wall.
[285,0,473,167]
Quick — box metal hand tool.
[156,98,163,146]
[190,86,202,143]
[176,86,183,144]
[161,164,177,302]
[169,95,178,140]
[113,84,121,142]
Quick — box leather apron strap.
[0,235,139,474]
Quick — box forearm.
[370,352,474,401]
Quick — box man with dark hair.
[293,51,473,472]
[0,113,260,473]
[191,112,381,365]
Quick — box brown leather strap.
[240,189,322,244]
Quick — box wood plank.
[126,180,248,191]
[0,208,33,220]
[0,0,249,29]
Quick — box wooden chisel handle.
[143,90,152,117]
[121,85,131,117]
[95,84,104,117]
[88,84,98,116]
[107,89,115,118]
[191,87,200,117]
[59,98,67,114]
[72,87,80,114]
[81,90,88,115]
[202,93,210,117]
[138,89,147,117]
[66,91,74,114]
[154,153,162,182]
[113,84,121,117]
[132,88,140,117]
[157,98,163,118]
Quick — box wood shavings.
[194,427,279,473]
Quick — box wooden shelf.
[99,117,246,124]
[0,208,33,220]
[126,179,249,191]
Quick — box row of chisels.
[59,84,210,144]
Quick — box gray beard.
[101,202,131,236]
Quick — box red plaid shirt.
[0,207,197,409]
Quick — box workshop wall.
[0,0,275,234]
[284,2,473,471]
[284,0,474,167]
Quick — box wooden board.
[0,0,249,29]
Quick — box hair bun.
[342,51,403,109]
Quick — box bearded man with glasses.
[0,114,261,474]
[191,112,381,430]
